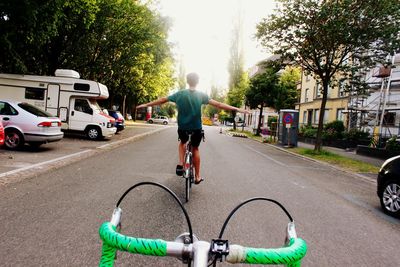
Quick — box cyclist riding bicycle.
[136,72,248,184]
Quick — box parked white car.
[147,116,169,125]
[0,100,64,149]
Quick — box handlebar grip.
[227,238,307,266]
[99,222,167,266]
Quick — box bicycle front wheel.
[185,176,190,202]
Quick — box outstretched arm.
[208,99,250,114]
[136,97,169,109]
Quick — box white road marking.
[0,150,92,178]
[244,145,285,166]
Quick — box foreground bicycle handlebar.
[99,182,307,266]
[99,208,307,267]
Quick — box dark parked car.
[107,110,125,132]
[377,155,400,218]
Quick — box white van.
[0,69,117,139]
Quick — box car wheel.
[163,121,168,125]
[5,129,24,150]
[380,180,400,218]
[148,120,153,124]
[86,126,102,140]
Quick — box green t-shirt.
[167,89,210,130]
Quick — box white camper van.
[0,69,117,140]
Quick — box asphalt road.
[0,126,399,266]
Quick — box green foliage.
[275,66,301,110]
[0,0,175,116]
[385,136,400,153]
[300,125,318,138]
[343,128,369,141]
[322,120,345,140]
[246,66,279,109]
[158,103,176,118]
[267,116,278,127]
[300,148,334,157]
[324,120,345,133]
[204,85,225,119]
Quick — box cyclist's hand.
[236,108,251,114]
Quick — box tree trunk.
[314,81,329,152]
[257,106,264,135]
[232,111,237,130]
[122,95,126,118]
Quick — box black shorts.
[178,129,204,147]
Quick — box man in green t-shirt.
[137,73,248,184]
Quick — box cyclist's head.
[186,73,199,87]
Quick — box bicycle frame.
[183,133,194,202]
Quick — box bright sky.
[157,0,276,94]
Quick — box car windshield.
[18,103,53,117]
[89,99,102,113]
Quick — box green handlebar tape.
[99,222,167,266]
[244,238,307,265]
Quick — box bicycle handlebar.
[99,222,307,267]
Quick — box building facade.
[295,72,349,128]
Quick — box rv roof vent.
[54,69,80,79]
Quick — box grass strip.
[289,148,380,173]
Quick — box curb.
[0,127,169,186]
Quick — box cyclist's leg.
[177,130,188,175]
[191,130,204,184]
[192,147,201,181]
[179,142,185,165]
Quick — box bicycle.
[99,182,307,267]
[182,131,204,202]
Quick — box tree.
[177,56,187,90]
[0,0,99,74]
[256,0,400,151]
[227,13,249,130]
[203,85,225,120]
[246,63,280,135]
[275,66,301,111]
[0,0,175,119]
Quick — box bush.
[385,136,400,153]
[300,125,317,138]
[267,116,278,128]
[322,120,345,140]
[343,128,369,141]
[324,120,345,133]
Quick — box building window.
[306,74,310,82]
[305,88,309,102]
[323,109,330,123]
[313,109,319,124]
[338,81,346,97]
[25,87,45,100]
[383,112,396,126]
[336,109,345,121]
[315,84,322,98]
[303,111,307,124]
